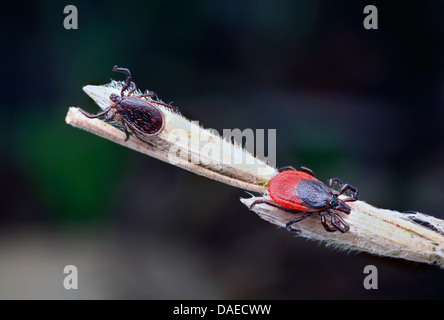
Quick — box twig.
[66,83,275,193]
[241,197,444,267]
[66,82,444,268]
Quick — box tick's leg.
[104,108,117,121]
[113,66,132,78]
[320,211,337,232]
[136,91,179,112]
[137,94,179,112]
[113,66,132,96]
[137,92,156,98]
[249,199,303,214]
[124,122,155,147]
[152,100,179,112]
[339,184,359,202]
[286,212,313,233]
[131,131,155,147]
[299,166,315,177]
[330,212,350,233]
[278,166,315,177]
[127,81,137,95]
[329,177,343,190]
[79,105,112,119]
[120,120,131,142]
[277,166,297,172]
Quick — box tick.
[79,66,178,146]
[250,166,358,233]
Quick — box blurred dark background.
[0,0,443,299]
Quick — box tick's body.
[79,66,178,146]
[269,171,332,211]
[111,95,165,138]
[250,166,359,233]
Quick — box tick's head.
[110,93,122,104]
[328,194,339,208]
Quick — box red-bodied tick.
[250,166,358,233]
[79,66,178,146]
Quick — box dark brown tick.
[79,66,178,146]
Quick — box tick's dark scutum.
[118,96,164,135]
[295,179,331,210]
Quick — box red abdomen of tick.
[268,171,330,212]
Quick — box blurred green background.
[1,0,443,299]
